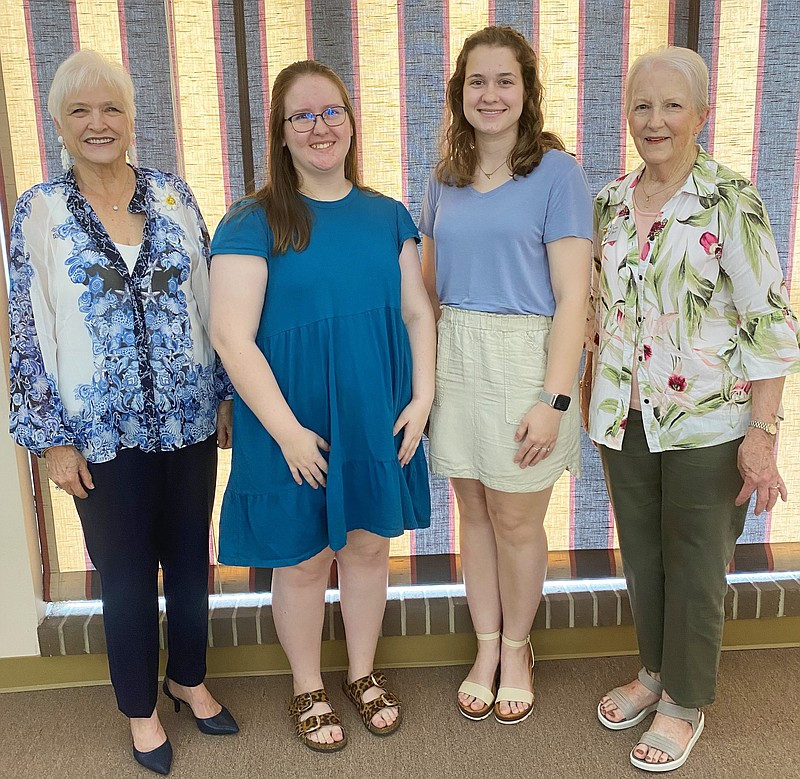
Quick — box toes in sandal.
[288,689,347,753]
[630,700,704,773]
[494,634,535,725]
[342,671,402,736]
[457,629,500,721]
[597,667,663,731]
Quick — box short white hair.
[625,46,710,117]
[48,50,136,124]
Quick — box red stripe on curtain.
[575,0,586,162]
[668,0,676,45]
[750,0,769,184]
[619,0,631,174]
[532,0,539,53]
[350,0,363,173]
[117,0,131,71]
[164,0,186,177]
[398,0,409,203]
[442,0,450,79]
[210,0,232,207]
[259,0,270,137]
[305,0,314,59]
[22,0,48,181]
[68,0,80,49]
[488,0,496,27]
[706,0,722,155]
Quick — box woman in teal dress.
[209,60,434,752]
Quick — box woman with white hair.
[583,45,800,771]
[8,50,238,775]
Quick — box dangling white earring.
[127,132,138,167]
[58,135,71,172]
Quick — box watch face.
[553,394,571,411]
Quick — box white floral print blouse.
[587,148,800,452]
[8,167,232,463]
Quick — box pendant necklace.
[477,160,508,179]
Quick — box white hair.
[625,46,710,117]
[47,50,136,124]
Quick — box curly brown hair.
[436,26,564,187]
[251,60,363,254]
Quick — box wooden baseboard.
[2,617,797,693]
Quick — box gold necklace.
[638,165,692,204]
[477,159,508,179]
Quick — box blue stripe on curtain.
[215,0,245,202]
[27,0,76,179]
[402,0,445,222]
[123,0,180,174]
[494,0,536,43]
[309,0,356,99]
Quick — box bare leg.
[272,548,343,745]
[336,529,398,730]
[485,486,552,718]
[452,478,502,713]
[163,680,224,718]
[130,709,167,752]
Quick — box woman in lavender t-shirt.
[420,25,592,725]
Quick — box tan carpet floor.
[0,647,797,779]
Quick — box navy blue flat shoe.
[162,678,239,735]
[132,738,172,775]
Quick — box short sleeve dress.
[210,186,431,567]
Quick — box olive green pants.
[599,411,747,707]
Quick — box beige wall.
[0,372,44,658]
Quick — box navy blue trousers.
[74,437,217,717]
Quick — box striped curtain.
[0,0,797,601]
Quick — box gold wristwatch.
[748,419,778,435]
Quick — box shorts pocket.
[432,320,451,407]
[503,329,548,425]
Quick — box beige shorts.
[428,305,581,493]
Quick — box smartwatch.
[539,390,571,412]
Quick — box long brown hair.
[251,60,362,254]
[436,26,565,187]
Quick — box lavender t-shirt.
[419,149,592,315]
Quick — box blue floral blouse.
[8,166,232,463]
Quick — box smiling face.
[55,84,133,170]
[627,63,709,176]
[282,73,353,185]
[462,45,524,145]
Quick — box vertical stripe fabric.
[2,0,799,600]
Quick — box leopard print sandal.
[342,671,402,737]
[288,689,347,752]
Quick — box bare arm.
[736,377,787,513]
[514,236,592,467]
[394,239,437,465]
[210,254,329,488]
[420,235,442,322]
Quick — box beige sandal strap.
[656,700,701,726]
[458,680,495,707]
[496,686,533,706]
[638,730,683,759]
[637,667,664,696]
[475,629,501,641]
[501,633,530,648]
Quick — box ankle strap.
[501,633,530,648]
[656,700,701,725]
[637,667,664,695]
[475,630,501,641]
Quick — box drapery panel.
[0,0,797,601]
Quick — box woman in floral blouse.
[8,51,238,774]
[583,46,800,772]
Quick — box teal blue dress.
[210,187,431,567]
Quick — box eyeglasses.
[284,106,348,133]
